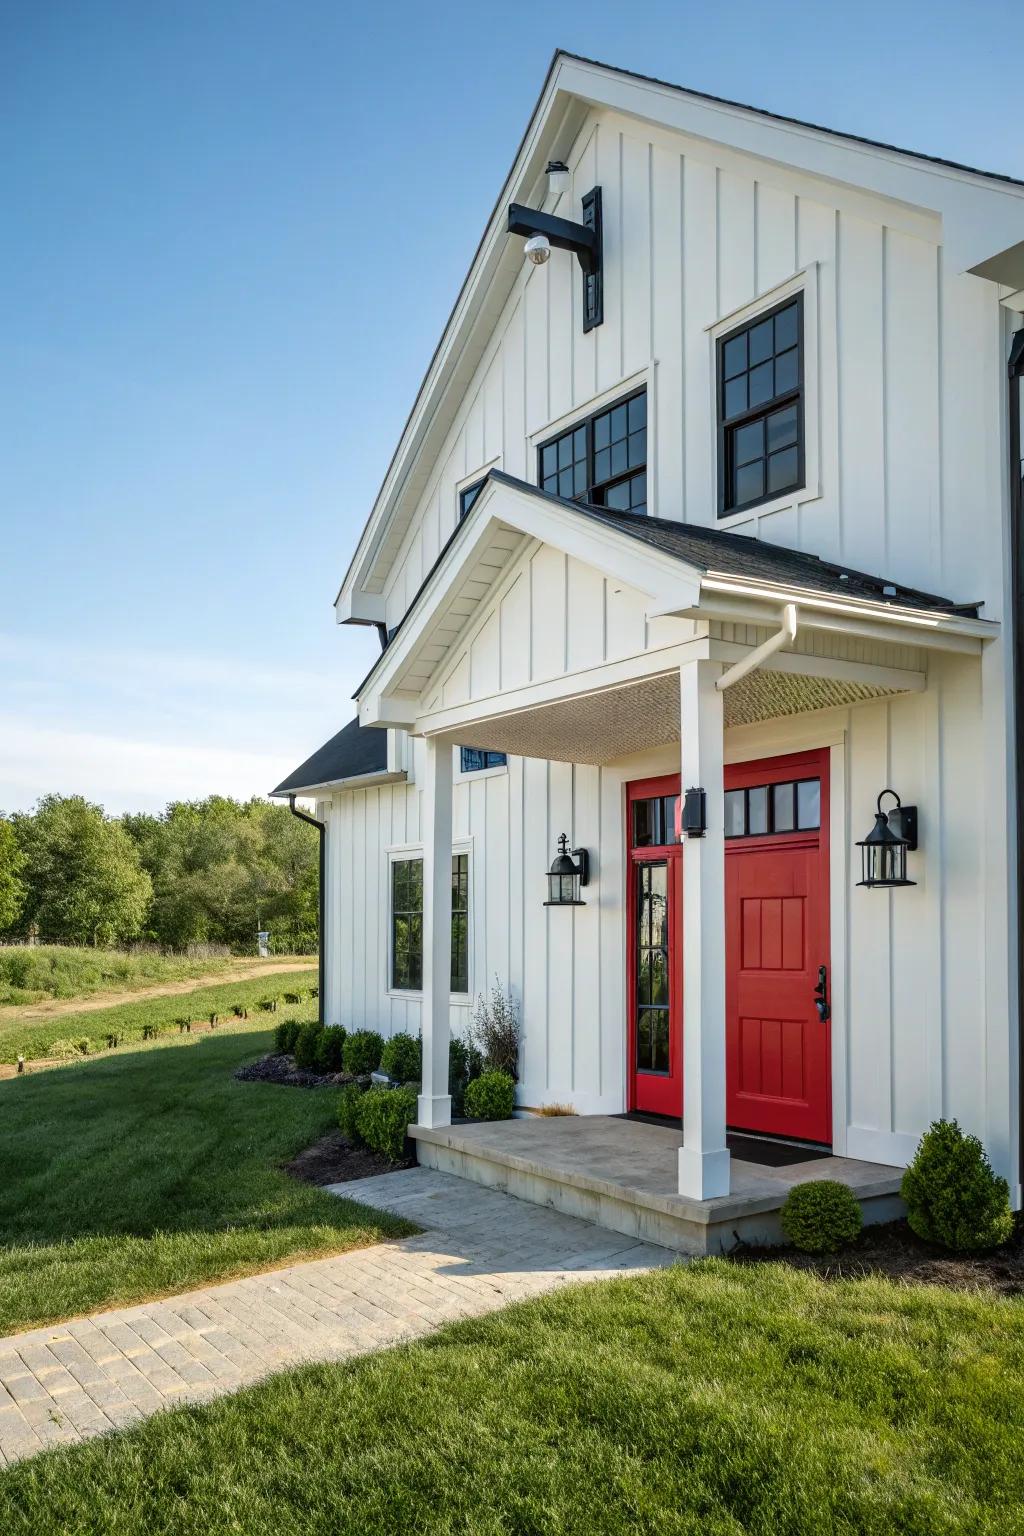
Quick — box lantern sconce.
[856,789,918,889]
[681,786,707,839]
[544,833,590,907]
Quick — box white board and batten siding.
[321,103,1017,1180]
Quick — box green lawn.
[2,1261,1022,1534]
[0,1019,414,1334]
[0,969,317,1064]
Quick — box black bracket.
[507,186,603,331]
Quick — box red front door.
[626,751,831,1142]
[725,750,831,1144]
[627,776,683,1116]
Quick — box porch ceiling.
[447,663,913,765]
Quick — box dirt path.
[0,961,317,1024]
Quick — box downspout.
[1008,328,1024,1195]
[715,603,798,693]
[289,794,326,1024]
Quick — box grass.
[2,1261,1022,1533]
[0,945,250,1006]
[0,969,316,1064]
[0,1017,414,1334]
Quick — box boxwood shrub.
[449,1035,483,1116]
[338,1081,364,1142]
[381,1031,421,1083]
[314,1025,347,1074]
[464,1069,515,1122]
[273,1018,302,1055]
[780,1180,863,1253]
[343,1029,385,1076]
[293,1020,324,1072]
[901,1118,1014,1251]
[355,1085,418,1162]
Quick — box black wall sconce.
[544,833,590,906]
[857,789,918,888]
[508,164,603,332]
[681,786,707,839]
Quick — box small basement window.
[718,295,803,516]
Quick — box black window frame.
[390,853,472,994]
[459,748,507,773]
[537,386,648,517]
[458,478,486,521]
[724,777,821,840]
[717,293,805,518]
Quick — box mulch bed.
[284,1128,414,1185]
[234,1052,353,1091]
[732,1213,1024,1296]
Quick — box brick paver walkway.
[0,1168,673,1466]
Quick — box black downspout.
[1009,328,1024,1195]
[288,794,326,1024]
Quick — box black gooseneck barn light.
[508,162,603,332]
[544,833,590,907]
[857,789,918,888]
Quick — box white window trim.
[527,363,658,516]
[706,265,820,529]
[384,838,474,1003]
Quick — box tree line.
[0,794,318,952]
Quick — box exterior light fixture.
[856,789,918,888]
[544,833,590,906]
[681,786,707,839]
[545,159,571,198]
[507,188,603,331]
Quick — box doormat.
[615,1113,831,1167]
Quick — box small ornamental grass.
[901,1118,1014,1251]
[380,1030,421,1082]
[342,1029,385,1076]
[468,978,520,1080]
[354,1085,418,1163]
[780,1180,863,1254]
[464,1069,515,1122]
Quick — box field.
[0,969,317,1065]
[0,1013,413,1334]
[2,1258,1021,1533]
[0,945,250,1006]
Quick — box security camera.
[524,233,551,266]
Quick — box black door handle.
[813,964,830,1023]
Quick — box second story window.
[459,478,486,520]
[538,389,647,516]
[460,748,506,773]
[718,295,803,516]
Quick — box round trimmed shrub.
[381,1031,421,1083]
[780,1180,863,1254]
[464,1069,515,1122]
[338,1081,365,1142]
[901,1118,1014,1251]
[273,1018,302,1055]
[293,1020,324,1072]
[314,1025,347,1074]
[355,1085,418,1163]
[343,1029,385,1076]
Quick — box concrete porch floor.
[410,1115,905,1256]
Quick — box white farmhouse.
[273,53,1024,1251]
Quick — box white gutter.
[715,603,798,691]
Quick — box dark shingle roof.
[271,717,389,796]
[490,472,977,617]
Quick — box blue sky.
[2,0,1020,813]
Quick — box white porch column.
[418,735,454,1128]
[678,658,731,1200]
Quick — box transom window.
[460,748,506,773]
[458,479,485,520]
[391,854,470,993]
[718,295,803,515]
[539,388,647,516]
[631,794,679,848]
[724,778,820,839]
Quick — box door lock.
[814,965,830,1023]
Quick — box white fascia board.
[335,588,387,626]
[269,769,406,797]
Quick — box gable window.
[538,388,647,516]
[718,295,803,515]
[391,853,471,993]
[459,479,486,521]
[460,748,507,773]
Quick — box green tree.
[0,818,26,933]
[14,795,152,946]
